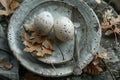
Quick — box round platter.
[8,0,101,77]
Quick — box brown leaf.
[24,44,36,53]
[29,34,47,45]
[41,47,52,55]
[0,0,19,16]
[110,15,120,26]
[96,52,111,60]
[22,27,53,57]
[0,0,9,10]
[36,47,52,57]
[83,52,110,76]
[9,0,19,11]
[101,10,120,35]
[113,27,120,35]
[0,0,9,16]
[0,10,9,16]
[22,33,28,41]
[83,61,103,76]
[101,21,112,32]
[23,24,35,32]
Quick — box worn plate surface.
[8,0,101,77]
[23,1,88,64]
[24,1,76,64]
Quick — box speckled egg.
[34,11,54,35]
[54,17,74,41]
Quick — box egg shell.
[54,17,74,41]
[34,11,54,35]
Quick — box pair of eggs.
[34,11,74,41]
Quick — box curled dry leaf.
[0,0,19,16]
[101,10,120,35]
[22,25,53,57]
[83,61,103,76]
[83,52,110,76]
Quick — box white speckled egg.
[54,17,74,41]
[34,11,54,35]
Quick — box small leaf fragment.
[96,52,111,60]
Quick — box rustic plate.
[8,0,101,77]
[23,1,86,64]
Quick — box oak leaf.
[22,28,53,57]
[0,0,19,16]
[83,52,110,76]
[101,10,120,35]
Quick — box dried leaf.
[22,27,53,57]
[36,47,52,57]
[110,16,120,26]
[23,24,35,32]
[83,61,103,76]
[24,47,34,53]
[22,33,28,41]
[101,10,120,35]
[103,10,113,20]
[29,35,48,45]
[0,10,9,15]
[9,0,19,11]
[0,0,19,16]
[96,52,111,60]
[0,0,9,15]
[83,52,110,75]
[0,0,9,10]
[113,27,120,34]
